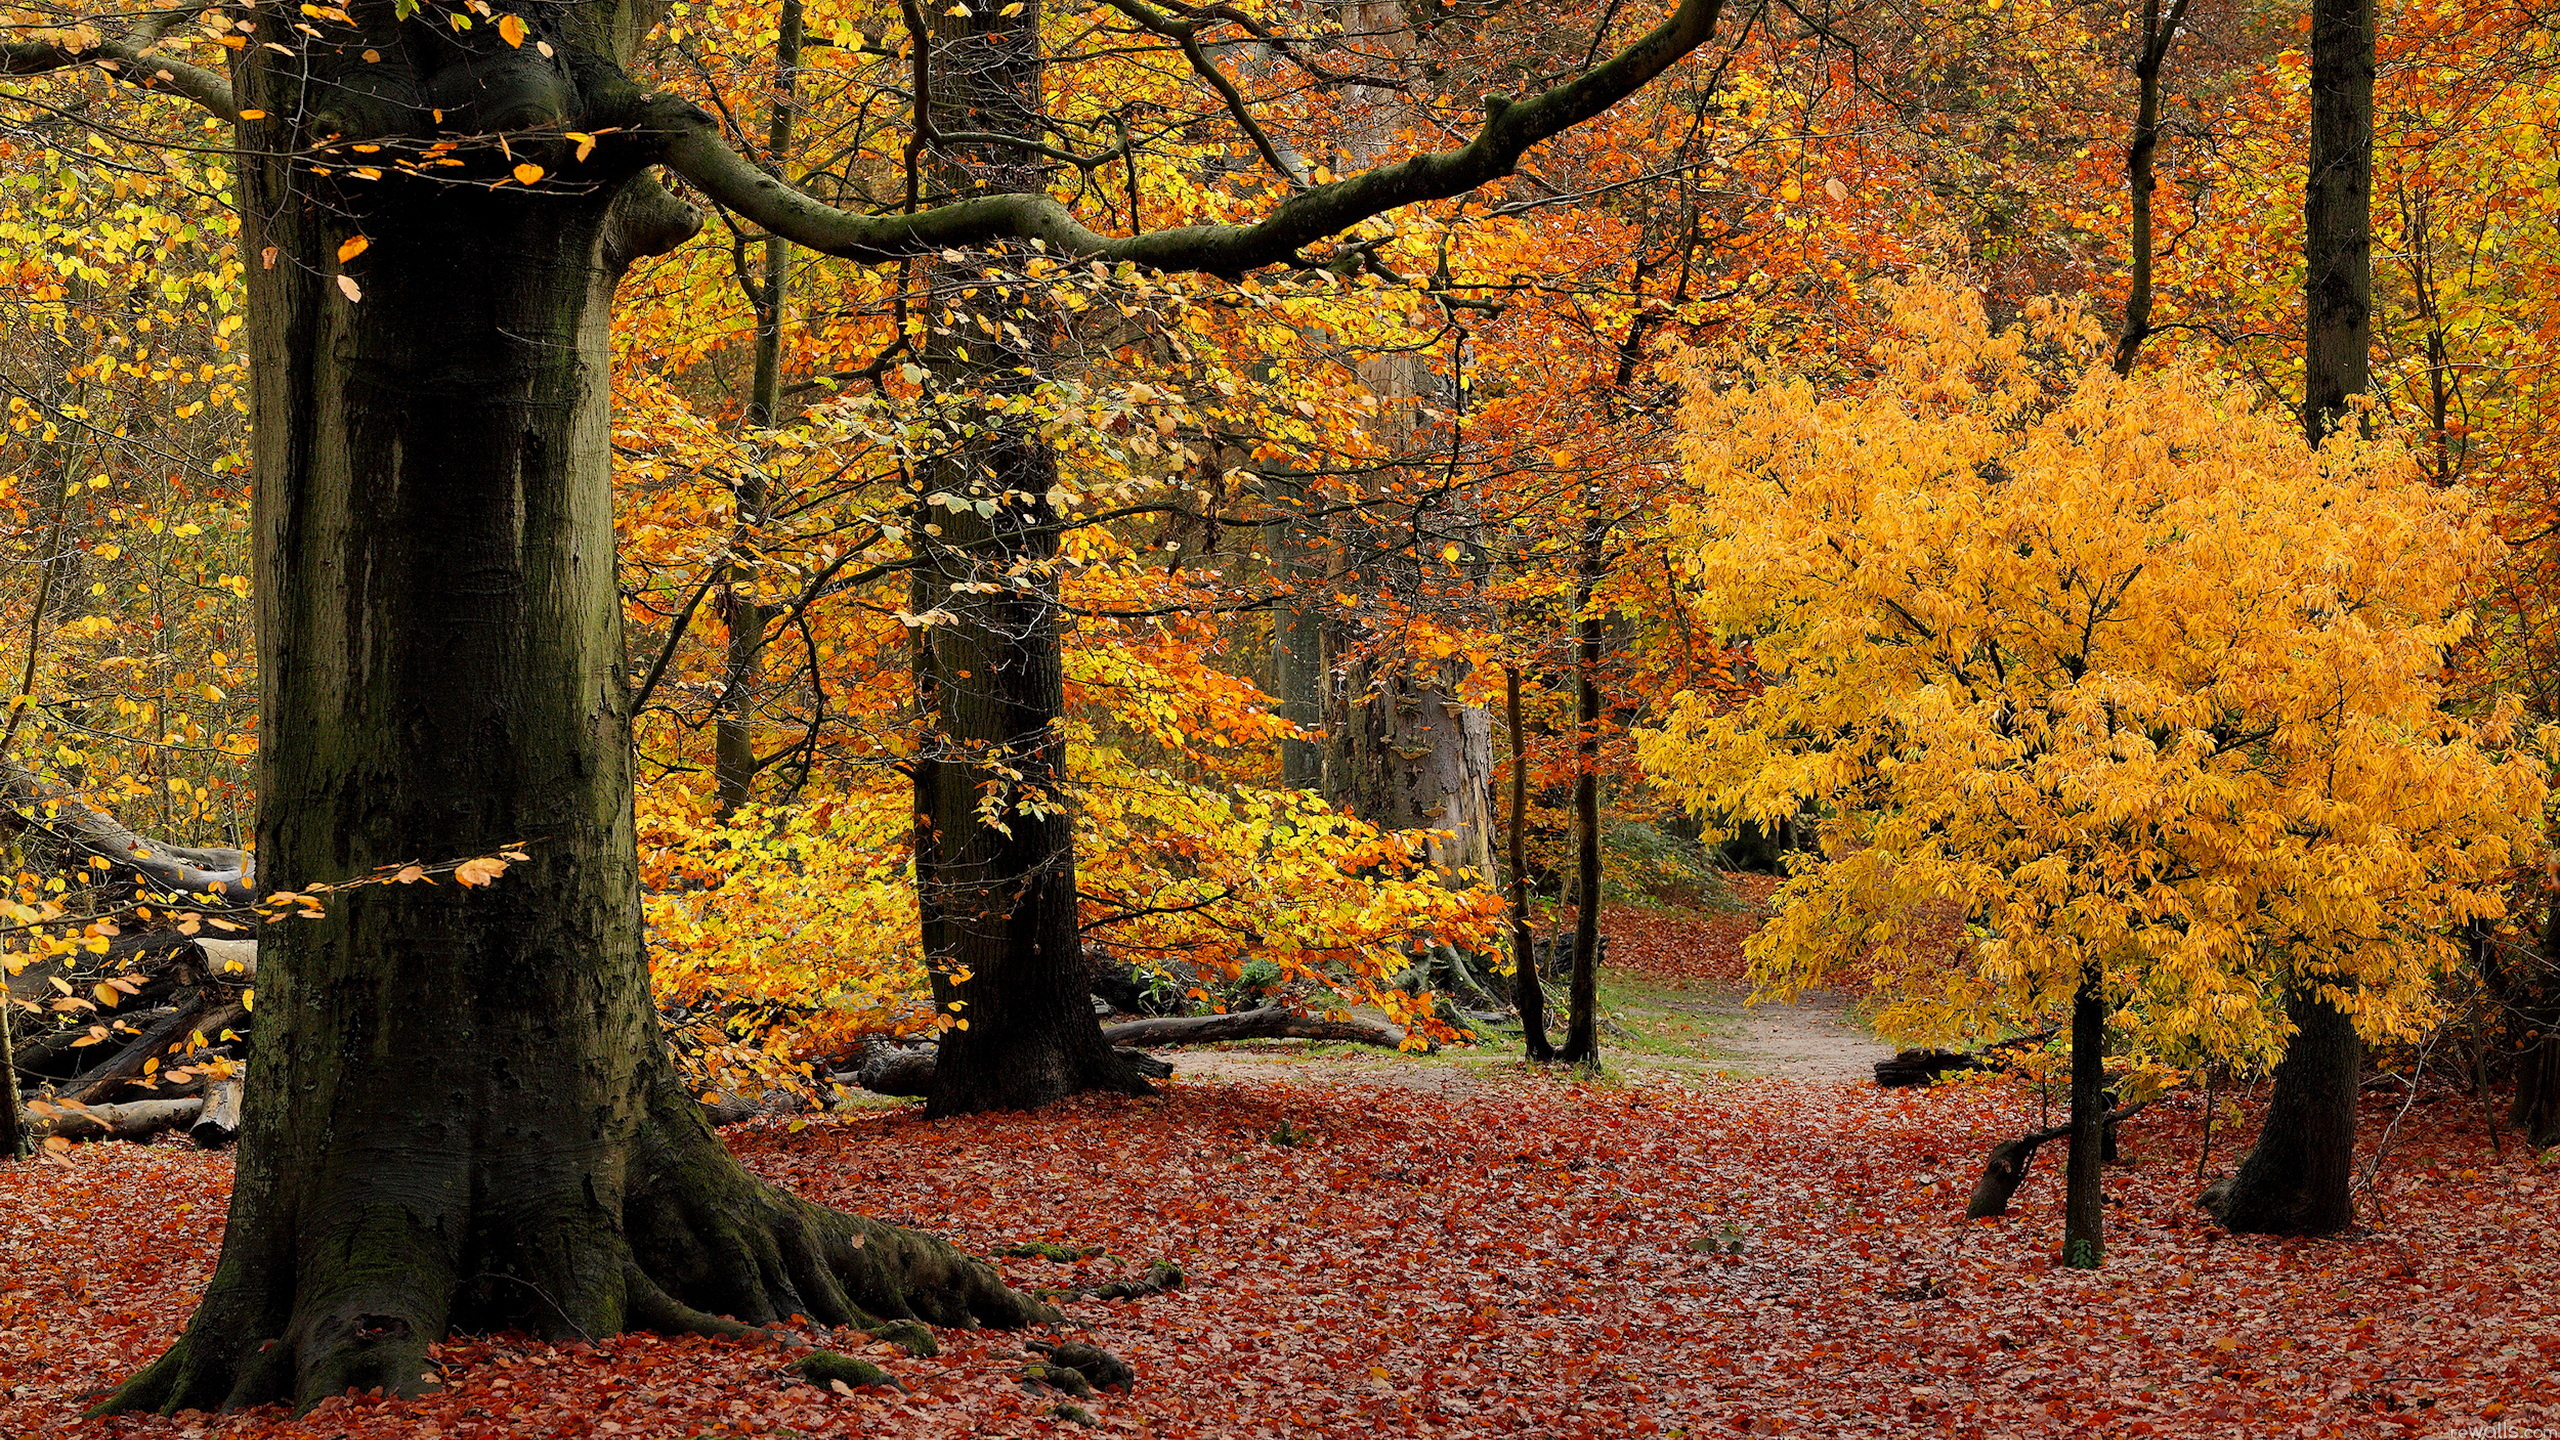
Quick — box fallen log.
[1965,1100,2153,1218]
[62,999,212,1106]
[855,1043,1174,1100]
[1099,1004,1409,1050]
[0,762,254,901]
[191,1076,242,1148]
[25,1095,204,1143]
[1875,1028,2061,1088]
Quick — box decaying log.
[63,1000,243,1106]
[13,1004,179,1078]
[25,1095,204,1143]
[854,1043,1173,1100]
[1099,1004,1409,1050]
[191,1076,242,1148]
[1876,1028,2061,1088]
[0,762,254,900]
[855,1006,1405,1097]
[196,938,256,982]
[1966,1100,2153,1218]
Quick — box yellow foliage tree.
[1640,283,2546,1266]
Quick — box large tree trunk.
[1331,651,1498,881]
[2222,0,2373,1238]
[104,50,1040,1412]
[2218,983,2361,1234]
[912,0,1151,1115]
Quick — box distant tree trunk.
[1556,506,1605,1066]
[1331,651,1497,881]
[1505,666,1553,1061]
[1267,475,1326,791]
[2222,0,2371,1237]
[2508,905,2560,1147]
[912,0,1150,1114]
[2111,0,2189,378]
[713,0,803,819]
[2062,965,2107,1267]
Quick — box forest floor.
[5,898,2557,1440]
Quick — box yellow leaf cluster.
[1641,283,2547,1063]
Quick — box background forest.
[2,0,2558,1433]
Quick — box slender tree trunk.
[103,57,1041,1411]
[911,0,1148,1113]
[2300,0,2375,444]
[0,989,22,1160]
[2062,965,2107,1267]
[713,0,803,819]
[2111,0,2189,378]
[1505,666,1553,1061]
[1556,507,1605,1066]
[2222,0,2372,1237]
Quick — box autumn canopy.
[1,0,2556,1432]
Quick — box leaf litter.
[5,1063,2555,1439]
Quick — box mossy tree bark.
[100,18,1043,1416]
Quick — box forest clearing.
[7,0,2560,1432]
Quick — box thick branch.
[652,0,1724,275]
[1,16,238,121]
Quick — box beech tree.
[2,0,1734,1412]
[1642,283,2543,1268]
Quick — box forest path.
[1153,984,1892,1091]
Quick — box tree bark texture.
[104,36,1041,1412]
[1330,652,1497,883]
[2062,966,2107,1267]
[0,991,22,1159]
[912,0,1151,1115]
[2510,907,2560,1147]
[714,0,801,819]
[2221,0,2373,1237]
[2301,0,2375,443]
[2219,984,2361,1234]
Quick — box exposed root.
[98,1077,1053,1416]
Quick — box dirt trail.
[1154,989,1892,1091]
[1716,989,1896,1083]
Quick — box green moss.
[794,1351,901,1391]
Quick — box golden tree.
[1642,283,2545,1267]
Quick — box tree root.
[97,1078,1053,1416]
